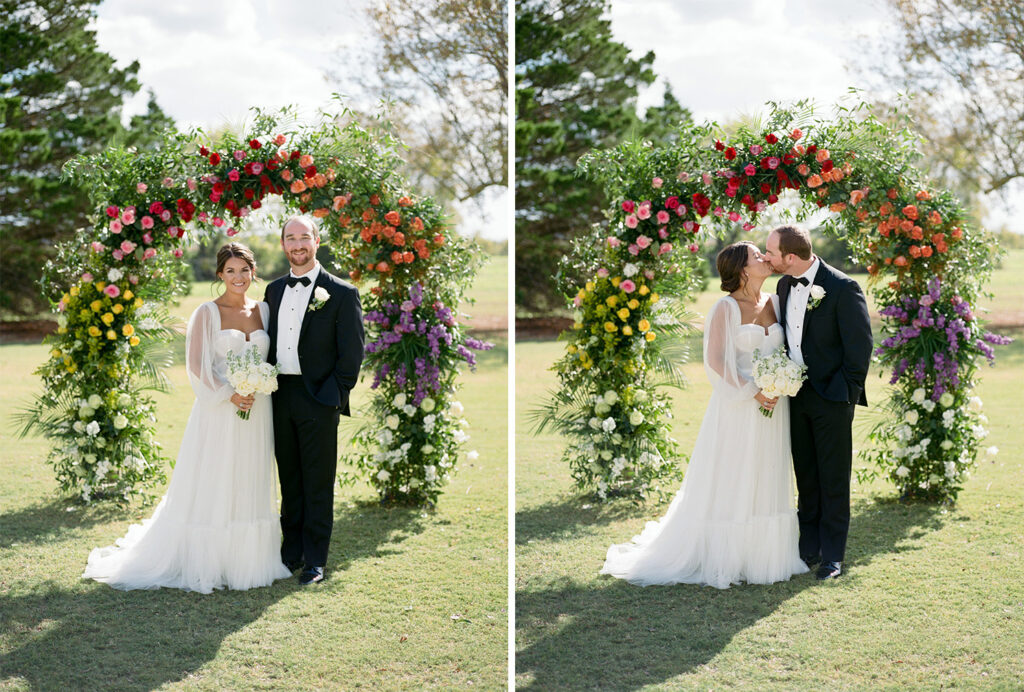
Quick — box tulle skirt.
[601,392,808,589]
[83,393,291,593]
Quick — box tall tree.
[0,0,174,315]
[858,0,1023,209]
[515,0,691,313]
[331,0,507,205]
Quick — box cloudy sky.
[92,0,510,241]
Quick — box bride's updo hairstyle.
[215,242,258,281]
[717,241,756,293]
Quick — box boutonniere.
[807,284,826,311]
[308,286,330,312]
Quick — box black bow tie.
[286,275,311,288]
[791,276,809,287]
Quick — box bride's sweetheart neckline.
[218,328,268,342]
[739,321,782,337]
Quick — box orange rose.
[855,209,869,221]
[411,217,425,231]
[815,148,830,162]
[797,163,810,176]
[362,209,376,222]
[909,245,921,258]
[398,196,413,207]
[312,207,329,218]
[921,245,933,257]
[899,220,914,233]
[849,189,865,206]
[830,168,844,182]
[370,194,380,205]
[821,169,834,182]
[300,192,312,203]
[951,227,963,240]
[884,257,892,265]
[326,167,336,181]
[391,251,403,263]
[349,269,361,281]
[936,241,948,253]
[402,251,414,263]
[433,233,444,245]
[887,188,898,199]
[829,202,847,212]
[360,228,374,243]
[806,174,823,188]
[312,173,327,188]
[290,180,307,194]
[381,225,395,239]
[867,264,878,275]
[916,190,931,201]
[375,261,390,273]
[280,169,294,182]
[339,214,350,227]
[902,204,918,220]
[889,280,900,290]
[333,195,349,211]
[879,202,893,216]
[931,232,945,244]
[928,210,942,226]
[370,286,382,296]
[894,256,908,267]
[384,210,401,226]
[393,231,405,246]
[911,226,923,240]
[299,154,314,168]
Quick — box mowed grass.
[515,262,1023,688]
[0,256,509,691]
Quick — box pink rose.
[713,206,725,217]
[120,240,137,253]
[140,215,154,229]
[728,211,741,222]
[744,163,756,176]
[228,169,240,181]
[636,204,651,220]
[90,242,104,253]
[129,275,138,284]
[676,204,688,216]
[622,200,635,213]
[187,178,197,191]
[160,210,171,222]
[167,227,179,237]
[233,150,246,161]
[57,299,66,312]
[682,221,695,232]
[607,237,622,247]
[251,162,263,174]
[239,208,250,218]
[596,267,609,277]
[636,235,652,249]
[104,284,120,298]
[678,171,690,182]
[226,228,238,237]
[644,269,655,280]
[143,248,157,260]
[142,232,153,244]
[162,177,174,188]
[121,209,135,225]
[212,217,224,227]
[658,243,673,256]
[620,279,636,293]
[198,211,209,222]
[173,248,184,258]
[628,244,640,256]
[112,249,124,261]
[81,272,94,282]
[105,205,119,218]
[702,172,712,186]
[573,295,582,307]
[755,201,767,212]
[790,128,803,141]
[274,134,287,146]
[625,214,639,229]
[136,183,147,193]
[742,222,755,231]
[767,156,780,169]
[109,219,122,234]
[725,187,737,198]
[688,243,699,253]
[652,177,663,188]
[656,210,669,224]
[749,145,762,155]
[658,227,668,239]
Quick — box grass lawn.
[515,262,1024,687]
[0,258,509,690]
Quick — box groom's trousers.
[273,375,340,568]
[789,384,856,563]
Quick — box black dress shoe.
[299,566,325,586]
[801,554,821,569]
[284,559,303,573]
[815,561,842,580]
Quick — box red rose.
[765,133,778,144]
[305,165,317,178]
[213,182,226,194]
[621,200,636,213]
[266,159,279,171]
[664,196,679,210]
[244,188,255,199]
[249,139,262,149]
[691,192,712,217]
[714,140,725,151]
[782,153,795,165]
[807,144,818,154]
[760,183,771,194]
[199,146,209,156]
[821,160,834,173]
[768,194,779,204]
[724,147,737,160]
[209,153,221,165]
[252,199,262,209]
[741,194,753,206]
[290,150,301,160]
[105,205,119,218]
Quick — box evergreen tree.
[515,0,691,313]
[0,0,174,315]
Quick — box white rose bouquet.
[751,345,807,418]
[225,344,280,419]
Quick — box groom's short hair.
[281,214,320,240]
[774,225,812,260]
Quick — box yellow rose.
[650,293,660,304]
[582,360,592,370]
[605,296,618,307]
[106,329,117,340]
[90,300,102,312]
[94,281,105,291]
[79,309,91,319]
[61,293,70,304]
[134,298,143,308]
[628,299,639,309]
[123,290,134,300]
[67,363,77,373]
[101,312,114,326]
[573,321,583,330]
[617,308,630,320]
[585,281,595,292]
[567,344,578,354]
[69,286,80,297]
[611,277,621,288]
[604,321,617,333]
[111,304,123,314]
[622,326,633,336]
[50,348,61,358]
[639,285,650,296]
[122,324,135,336]
[129,336,140,347]
[58,327,68,334]
[88,326,102,337]
[645,331,656,342]
[638,319,651,332]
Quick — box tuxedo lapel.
[778,275,791,329]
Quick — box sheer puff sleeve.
[703,296,760,402]
[186,302,235,403]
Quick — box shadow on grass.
[516,495,661,545]
[0,498,130,549]
[0,502,425,691]
[515,497,944,690]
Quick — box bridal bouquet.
[225,345,279,420]
[751,345,807,418]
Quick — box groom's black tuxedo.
[778,259,872,564]
[265,268,364,569]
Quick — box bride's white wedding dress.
[83,301,291,593]
[601,295,808,589]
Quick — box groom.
[765,225,872,581]
[265,215,364,585]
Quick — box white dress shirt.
[785,257,820,367]
[276,263,321,375]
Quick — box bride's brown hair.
[717,241,756,292]
[215,242,258,280]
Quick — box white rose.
[420,397,436,412]
[73,421,86,434]
[601,417,616,433]
[117,393,132,407]
[623,263,638,277]
[107,268,123,282]
[376,469,391,481]
[600,450,613,460]
[403,404,416,416]
[895,465,910,478]
[314,286,330,302]
[85,421,100,436]
[450,401,464,416]
[588,417,601,430]
[385,415,400,430]
[79,405,94,420]
[921,400,936,412]
[939,392,955,408]
[904,410,919,425]
[603,390,619,405]
[810,285,825,300]
[912,388,926,404]
[88,394,103,408]
[424,465,438,482]
[112,414,128,430]
[629,410,644,426]
[942,409,956,424]
[421,444,435,454]
[594,401,611,416]
[634,390,647,403]
[940,440,954,450]
[945,461,957,478]
[968,396,983,412]
[393,393,407,408]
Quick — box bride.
[83,242,291,592]
[601,241,808,589]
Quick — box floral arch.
[23,109,490,506]
[538,101,1008,504]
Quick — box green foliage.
[514,0,693,314]
[0,0,173,316]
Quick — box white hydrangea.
[423,414,437,433]
[895,465,910,478]
[376,469,391,481]
[944,461,957,478]
[424,465,438,482]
